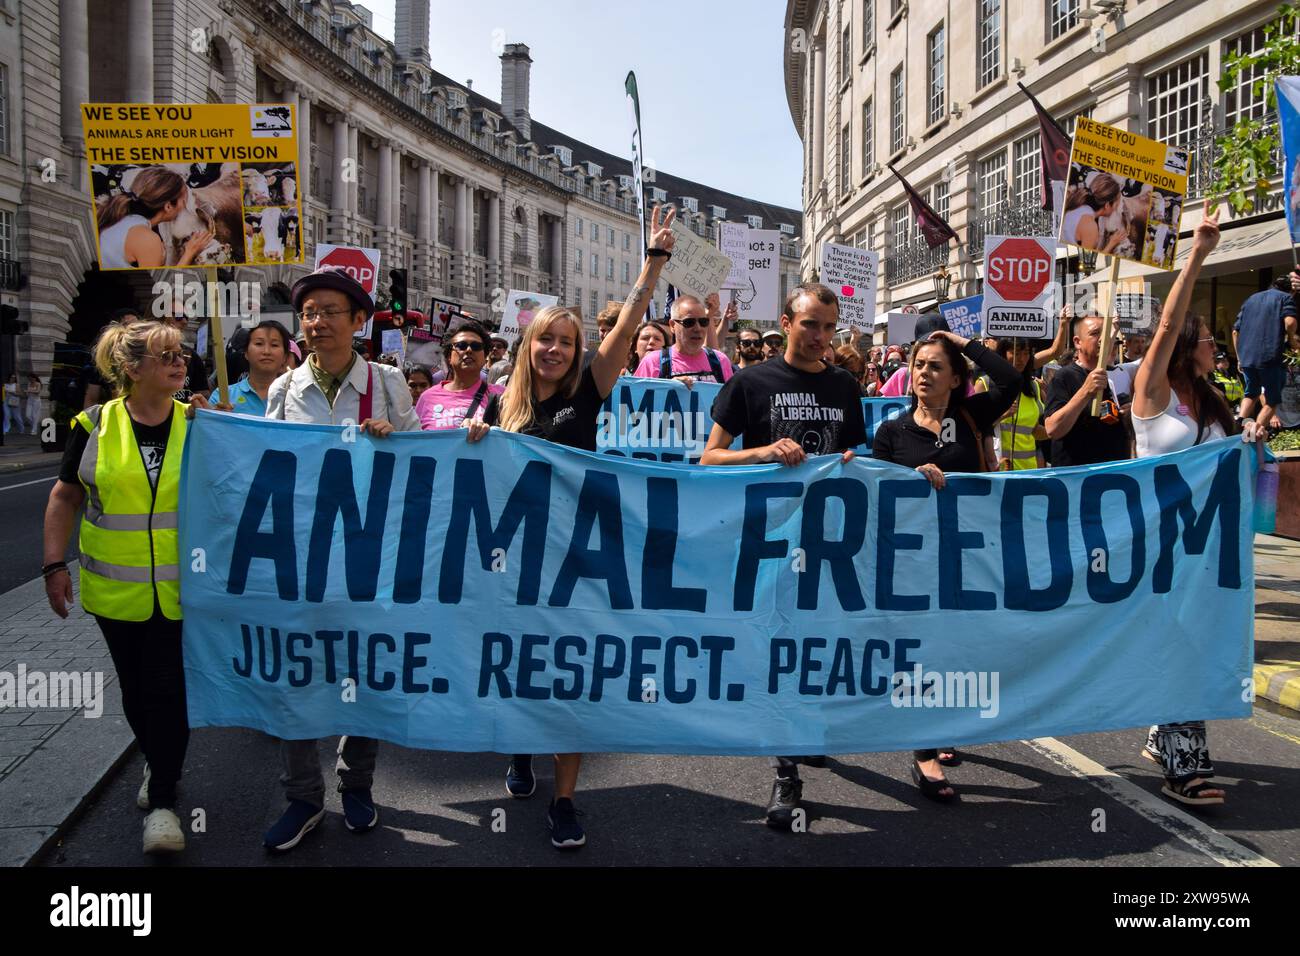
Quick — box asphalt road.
[42,708,1300,867]
[0,464,72,595]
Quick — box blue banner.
[939,294,983,340]
[1277,77,1300,243]
[597,378,907,462]
[180,412,1256,755]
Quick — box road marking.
[1022,737,1278,868]
[1249,715,1300,748]
[0,475,56,492]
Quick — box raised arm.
[591,205,676,398]
[1035,306,1072,369]
[1133,202,1220,418]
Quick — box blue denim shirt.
[1234,288,1296,367]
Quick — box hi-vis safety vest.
[1213,371,1244,405]
[73,399,187,621]
[995,379,1045,471]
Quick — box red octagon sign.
[319,247,378,295]
[986,238,1053,302]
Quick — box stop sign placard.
[313,243,381,296]
[981,235,1056,339]
[986,238,1054,301]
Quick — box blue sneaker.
[547,797,585,850]
[506,755,536,798]
[264,799,325,852]
[341,787,379,832]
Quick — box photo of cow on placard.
[92,161,245,268]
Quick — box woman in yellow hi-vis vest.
[43,319,191,855]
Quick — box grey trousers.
[279,736,379,809]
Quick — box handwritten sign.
[661,221,734,302]
[819,243,880,333]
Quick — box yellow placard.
[1059,116,1189,271]
[80,103,303,270]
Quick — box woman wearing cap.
[97,167,213,269]
[42,319,194,854]
[464,205,677,851]
[225,320,290,417]
[257,265,420,854]
[871,329,1021,802]
[416,319,503,430]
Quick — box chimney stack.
[394,0,430,68]
[500,43,532,140]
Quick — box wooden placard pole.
[207,266,230,407]
[1090,254,1121,417]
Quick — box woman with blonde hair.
[466,205,678,850]
[42,319,194,855]
[97,166,212,269]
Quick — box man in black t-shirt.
[701,282,868,830]
[1044,313,1131,466]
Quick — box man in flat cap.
[261,265,419,853]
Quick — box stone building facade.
[0,0,802,418]
[785,0,1291,341]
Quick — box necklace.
[916,404,949,447]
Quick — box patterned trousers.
[1145,722,1214,783]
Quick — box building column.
[416,161,433,293]
[126,0,154,102]
[811,35,826,197]
[59,0,90,149]
[328,114,353,243]
[392,148,404,234]
[487,191,501,294]
[549,216,563,297]
[453,178,470,298]
[296,91,311,204]
[377,140,393,230]
[347,124,359,218]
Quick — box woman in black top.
[871,329,1020,802]
[465,205,677,850]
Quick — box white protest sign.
[499,289,558,345]
[883,311,919,346]
[734,229,781,326]
[719,222,749,290]
[661,221,734,302]
[819,242,880,333]
[314,243,381,340]
[380,328,405,360]
[981,236,1056,338]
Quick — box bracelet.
[646,248,671,259]
[42,561,68,578]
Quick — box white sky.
[361,0,804,209]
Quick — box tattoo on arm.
[625,284,650,308]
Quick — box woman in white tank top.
[1131,202,1260,809]
[94,166,212,269]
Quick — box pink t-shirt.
[879,366,977,397]
[416,380,503,431]
[633,347,734,383]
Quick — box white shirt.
[1134,389,1227,457]
[265,357,421,431]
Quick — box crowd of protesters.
[41,203,1296,857]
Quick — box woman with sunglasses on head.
[415,319,501,431]
[871,327,1021,803]
[465,205,677,851]
[42,320,197,855]
[1130,204,1255,808]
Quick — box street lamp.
[1078,248,1098,276]
[932,266,952,304]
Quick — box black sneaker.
[506,755,536,798]
[766,776,803,829]
[340,787,379,832]
[264,799,325,852]
[547,797,586,849]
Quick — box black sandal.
[937,747,961,767]
[912,760,957,803]
[1161,779,1225,807]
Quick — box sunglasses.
[740,339,762,347]
[449,340,485,352]
[674,317,710,329]
[150,349,185,366]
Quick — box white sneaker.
[142,808,186,854]
[137,764,151,810]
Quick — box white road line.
[1022,737,1278,868]
[0,475,56,492]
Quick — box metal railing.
[964,198,1055,260]
[1180,120,1280,198]
[884,236,950,285]
[511,251,531,267]
[0,258,21,291]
